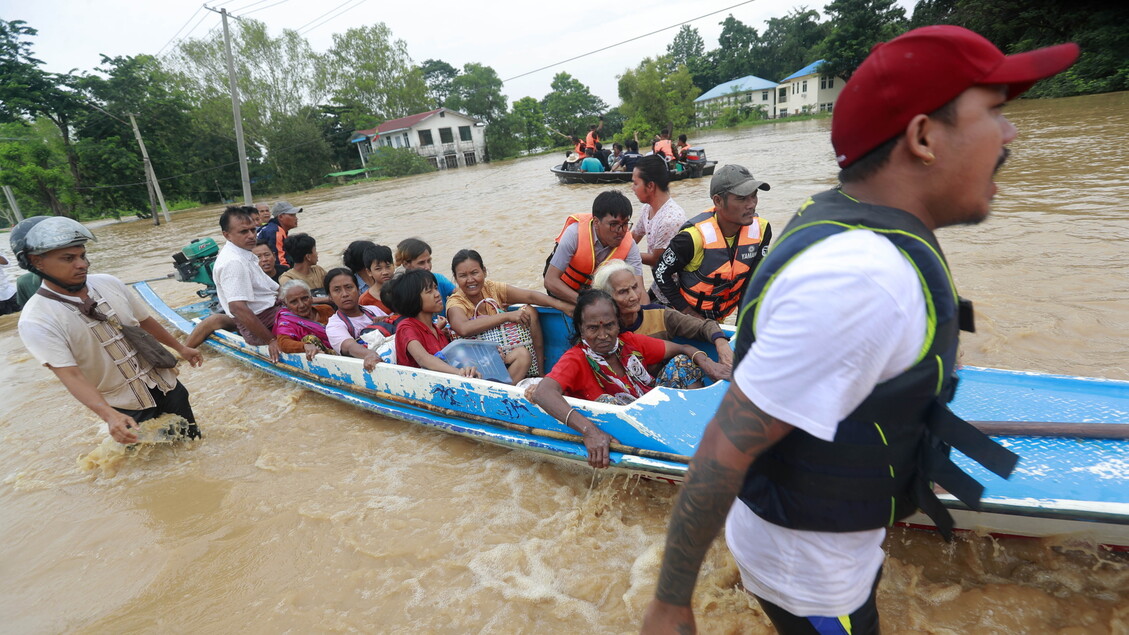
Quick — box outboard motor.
[171,237,220,312]
[684,147,707,178]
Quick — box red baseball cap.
[832,25,1079,168]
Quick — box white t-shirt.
[633,197,687,304]
[326,308,382,354]
[214,240,279,317]
[726,229,926,617]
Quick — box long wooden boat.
[551,161,717,185]
[135,281,1129,550]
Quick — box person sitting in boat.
[544,191,645,304]
[358,244,396,315]
[278,233,328,299]
[395,237,457,310]
[593,259,731,382]
[324,268,386,372]
[593,142,611,171]
[563,151,581,171]
[256,200,301,271]
[630,155,688,305]
[653,129,675,161]
[252,239,286,281]
[447,249,574,382]
[611,139,643,173]
[214,205,285,362]
[580,148,605,173]
[273,280,334,361]
[383,269,480,379]
[609,143,624,165]
[255,202,272,227]
[532,289,714,468]
[675,134,690,161]
[342,240,377,294]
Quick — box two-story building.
[694,60,847,124]
[350,107,486,170]
[775,60,844,118]
[693,74,778,127]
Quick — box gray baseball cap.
[710,164,771,197]
[271,200,303,217]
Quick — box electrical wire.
[501,0,757,83]
[296,0,366,36]
[157,4,207,56]
[241,0,295,17]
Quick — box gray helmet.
[10,215,96,270]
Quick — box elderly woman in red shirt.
[532,289,712,468]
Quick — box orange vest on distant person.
[586,131,599,150]
[574,140,586,156]
[654,138,674,159]
[677,209,767,319]
[555,213,634,291]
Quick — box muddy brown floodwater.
[1,92,1127,633]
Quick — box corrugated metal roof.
[780,60,826,82]
[694,74,779,102]
[351,107,482,140]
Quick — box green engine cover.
[181,237,218,260]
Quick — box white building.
[775,60,845,118]
[693,74,778,127]
[350,107,486,170]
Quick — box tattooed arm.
[640,382,793,634]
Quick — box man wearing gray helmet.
[12,216,204,444]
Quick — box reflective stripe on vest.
[557,214,634,291]
[677,211,765,319]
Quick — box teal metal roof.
[780,60,825,82]
[694,74,778,102]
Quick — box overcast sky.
[14,0,918,108]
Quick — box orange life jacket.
[677,209,767,319]
[554,213,634,291]
[574,140,586,156]
[654,139,674,159]
[585,131,599,150]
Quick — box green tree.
[511,96,547,154]
[445,63,507,123]
[667,25,705,70]
[541,72,607,139]
[0,20,86,205]
[322,24,429,122]
[618,56,700,138]
[367,146,435,177]
[759,9,829,81]
[483,110,524,161]
[0,120,76,216]
[713,15,760,84]
[261,108,333,192]
[817,0,908,80]
[420,59,459,108]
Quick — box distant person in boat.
[585,118,603,152]
[653,164,773,321]
[252,239,286,281]
[563,151,581,171]
[630,155,688,305]
[186,237,282,349]
[610,143,624,165]
[544,190,645,304]
[278,233,328,299]
[611,139,643,173]
[273,280,334,361]
[675,134,690,161]
[593,259,730,382]
[594,142,611,171]
[11,216,203,444]
[447,249,574,382]
[256,200,301,270]
[358,244,396,315]
[342,239,377,294]
[255,203,271,227]
[532,289,715,468]
[383,268,480,379]
[653,129,675,161]
[580,148,605,173]
[642,25,1078,634]
[214,205,285,362]
[323,268,386,372]
[395,237,457,310]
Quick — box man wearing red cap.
[642,26,1078,634]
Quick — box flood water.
[1,92,1127,633]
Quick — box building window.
[439,127,454,144]
[418,129,433,146]
[828,77,834,89]
[826,103,833,113]
[463,151,476,166]
[427,157,439,169]
[402,132,410,147]
[459,125,472,142]
[444,154,458,169]
[820,77,827,90]
[802,80,808,93]
[762,91,769,101]
[778,87,787,103]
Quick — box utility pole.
[206,5,253,204]
[128,113,170,224]
[2,185,23,223]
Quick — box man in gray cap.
[256,200,302,270]
[653,164,772,321]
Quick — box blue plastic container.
[437,339,510,383]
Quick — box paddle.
[970,420,1129,440]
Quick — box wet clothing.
[273,304,334,353]
[546,332,666,402]
[394,316,451,368]
[18,274,181,412]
